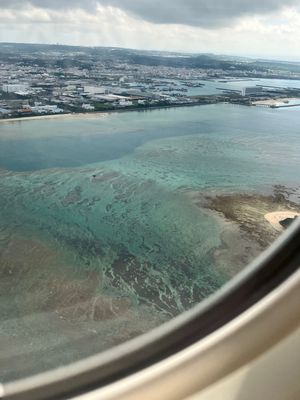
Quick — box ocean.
[0,104,299,380]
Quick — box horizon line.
[1,41,300,65]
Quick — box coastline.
[188,187,300,277]
[0,101,226,124]
[252,97,300,108]
[265,211,300,231]
[202,191,300,245]
[4,95,295,124]
[0,112,110,124]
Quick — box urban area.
[1,43,300,119]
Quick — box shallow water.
[0,104,299,380]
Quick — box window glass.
[0,1,300,383]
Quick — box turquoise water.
[1,105,300,180]
[0,104,300,380]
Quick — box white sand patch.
[264,211,300,231]
[252,98,300,107]
[0,112,109,124]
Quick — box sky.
[1,0,300,60]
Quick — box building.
[241,86,263,97]
[2,84,29,93]
[0,107,10,115]
[84,86,108,95]
[118,99,133,107]
[82,104,95,111]
[29,105,64,114]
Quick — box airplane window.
[0,1,299,399]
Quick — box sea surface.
[153,77,300,96]
[0,104,300,381]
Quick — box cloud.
[1,0,300,28]
[1,0,300,60]
[0,0,98,13]
[98,0,300,27]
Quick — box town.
[1,43,300,120]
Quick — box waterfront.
[2,43,300,121]
[152,77,300,96]
[0,104,299,381]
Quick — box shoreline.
[0,112,110,124]
[187,187,300,276]
[252,97,300,108]
[2,96,293,124]
[201,191,300,246]
[0,101,224,124]
[264,211,300,231]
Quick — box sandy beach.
[0,112,109,124]
[188,188,300,277]
[194,191,299,242]
[252,97,300,107]
[264,211,300,231]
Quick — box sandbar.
[187,187,300,276]
[252,97,300,107]
[264,211,300,231]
